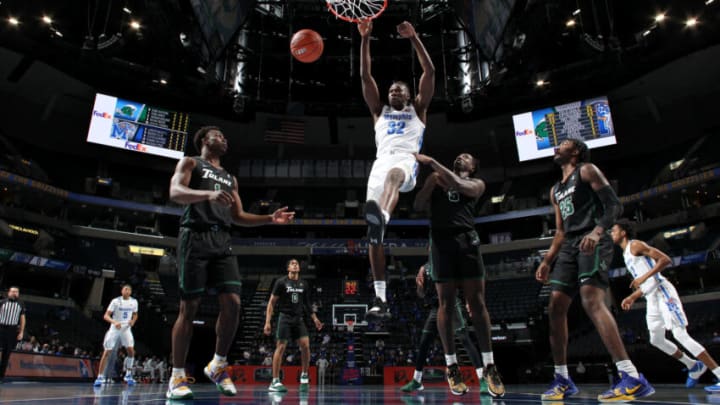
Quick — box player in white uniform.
[94,285,139,387]
[358,19,435,319]
[611,220,720,393]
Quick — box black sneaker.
[365,297,391,321]
[364,200,386,245]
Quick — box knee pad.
[649,328,678,355]
[671,327,705,358]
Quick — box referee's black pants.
[0,325,18,378]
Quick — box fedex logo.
[93,110,112,119]
[515,128,534,136]
[124,141,147,152]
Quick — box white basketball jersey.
[107,296,138,324]
[623,241,668,296]
[374,105,425,157]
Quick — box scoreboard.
[87,93,189,159]
[512,96,617,162]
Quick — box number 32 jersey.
[374,105,425,157]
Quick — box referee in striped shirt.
[0,286,25,383]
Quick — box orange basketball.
[290,29,324,63]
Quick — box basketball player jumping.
[94,284,138,387]
[535,139,653,401]
[358,19,435,320]
[264,259,323,393]
[167,126,294,400]
[611,219,720,394]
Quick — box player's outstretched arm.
[230,177,294,226]
[397,21,435,119]
[414,153,484,199]
[358,19,382,119]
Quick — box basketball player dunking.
[358,19,435,320]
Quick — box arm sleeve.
[596,185,623,229]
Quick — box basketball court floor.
[0,382,717,405]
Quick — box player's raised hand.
[358,19,373,37]
[397,21,417,38]
[270,206,295,224]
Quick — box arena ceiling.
[1,0,718,120]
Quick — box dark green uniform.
[551,164,612,295]
[177,157,240,299]
[271,276,314,342]
[429,184,486,282]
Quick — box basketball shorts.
[177,227,242,299]
[103,324,134,350]
[276,313,309,343]
[550,232,612,296]
[645,281,688,330]
[430,230,486,282]
[366,153,418,202]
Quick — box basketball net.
[345,319,355,333]
[326,0,387,23]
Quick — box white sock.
[97,374,105,379]
[445,354,458,366]
[171,368,186,379]
[713,366,720,379]
[125,356,134,371]
[482,352,494,366]
[213,353,227,365]
[373,281,387,303]
[677,353,696,368]
[554,365,569,379]
[382,209,390,223]
[413,370,423,383]
[476,368,483,379]
[616,360,639,379]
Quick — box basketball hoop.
[326,0,388,23]
[345,319,355,333]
